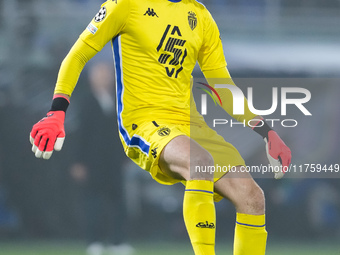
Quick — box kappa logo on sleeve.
[94,6,107,22]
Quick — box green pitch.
[0,241,338,255]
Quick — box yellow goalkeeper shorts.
[120,120,245,202]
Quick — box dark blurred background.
[0,0,339,250]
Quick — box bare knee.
[215,174,265,215]
[243,183,265,214]
[229,180,265,214]
[190,150,214,181]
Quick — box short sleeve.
[197,10,227,72]
[80,0,130,51]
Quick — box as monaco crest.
[188,11,197,31]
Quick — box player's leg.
[214,169,267,255]
[159,135,216,255]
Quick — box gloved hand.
[253,119,292,179]
[29,95,69,160]
[30,111,65,160]
[264,130,291,179]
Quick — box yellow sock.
[234,213,267,255]
[183,180,216,255]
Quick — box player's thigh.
[191,123,245,180]
[214,168,265,214]
[159,135,214,181]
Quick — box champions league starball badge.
[94,6,107,22]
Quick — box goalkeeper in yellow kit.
[29,0,292,254]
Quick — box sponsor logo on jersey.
[87,23,98,35]
[94,6,107,22]
[144,8,158,17]
[188,11,197,31]
[196,221,215,229]
[158,127,171,136]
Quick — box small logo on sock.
[196,221,215,229]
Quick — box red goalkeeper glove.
[253,120,292,179]
[29,96,69,160]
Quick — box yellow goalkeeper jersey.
[79,0,227,147]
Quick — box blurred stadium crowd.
[0,0,339,247]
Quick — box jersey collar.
[168,0,182,2]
